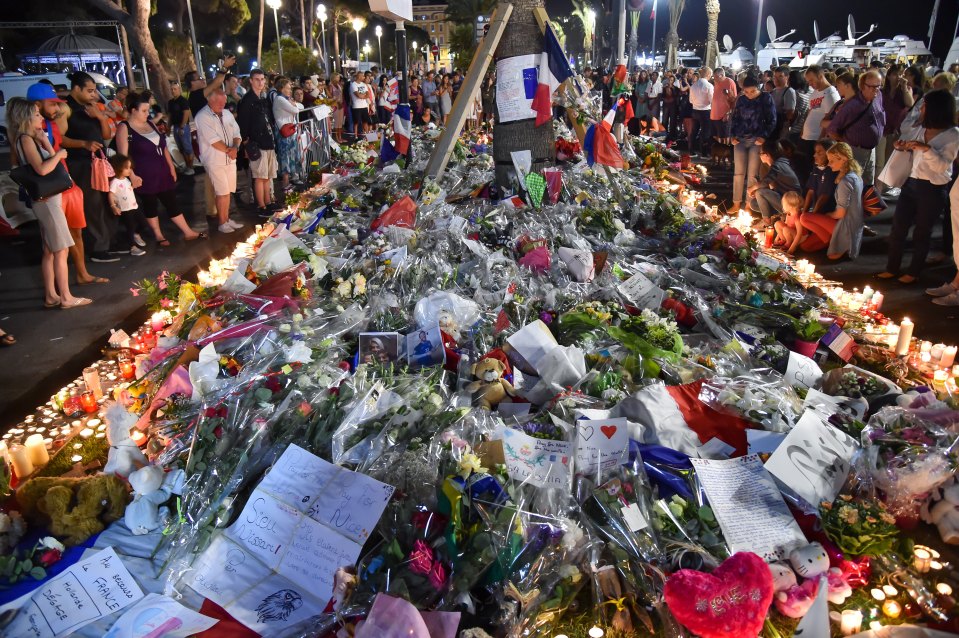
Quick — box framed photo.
[406,325,445,368]
[359,332,401,365]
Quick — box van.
[0,72,117,146]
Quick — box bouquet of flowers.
[820,494,900,557]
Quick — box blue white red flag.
[531,27,576,127]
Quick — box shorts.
[250,149,278,180]
[206,161,237,196]
[351,108,371,126]
[139,189,180,219]
[175,126,193,157]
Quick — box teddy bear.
[770,543,853,618]
[125,466,183,535]
[103,403,149,477]
[16,475,129,546]
[921,476,959,544]
[466,357,517,410]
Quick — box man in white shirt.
[801,65,840,159]
[195,89,243,234]
[350,71,372,138]
[646,71,663,122]
[689,67,714,155]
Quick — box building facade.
[411,0,454,72]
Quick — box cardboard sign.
[575,417,629,475]
[2,546,144,638]
[764,411,858,507]
[617,272,665,310]
[691,455,807,562]
[188,444,394,634]
[784,351,823,389]
[499,427,573,488]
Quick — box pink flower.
[130,287,140,297]
[408,539,434,576]
[161,298,174,309]
[428,561,446,589]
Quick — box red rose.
[204,407,218,418]
[38,549,62,566]
[217,406,228,418]
[213,426,224,439]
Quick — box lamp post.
[753,0,765,58]
[375,25,383,69]
[267,0,284,75]
[317,4,328,75]
[353,17,363,69]
[185,0,203,77]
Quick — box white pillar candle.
[840,609,863,635]
[921,340,933,353]
[862,285,874,298]
[931,343,946,361]
[895,318,914,356]
[940,346,957,368]
[872,291,884,310]
[24,433,49,466]
[9,445,34,478]
[914,547,932,572]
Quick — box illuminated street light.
[267,0,284,75]
[375,25,383,69]
[317,3,329,75]
[353,17,363,67]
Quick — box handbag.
[9,137,74,201]
[877,148,913,188]
[91,149,114,192]
[862,184,888,217]
[244,138,262,162]
[279,122,296,138]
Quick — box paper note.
[755,254,781,271]
[691,455,807,561]
[188,444,394,634]
[697,437,736,460]
[621,502,649,532]
[3,546,144,638]
[104,593,219,637]
[500,427,573,488]
[747,429,787,455]
[764,411,858,507]
[784,351,823,389]
[495,54,538,123]
[804,387,867,421]
[576,417,629,475]
[506,320,558,372]
[617,272,666,310]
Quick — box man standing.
[689,67,714,156]
[196,90,243,234]
[771,66,797,140]
[167,80,195,175]
[422,71,438,120]
[825,70,886,184]
[350,71,372,138]
[59,72,122,264]
[646,71,663,123]
[237,69,281,218]
[710,67,737,145]
[186,55,236,117]
[801,65,841,160]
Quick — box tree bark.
[300,0,307,48]
[704,0,720,69]
[332,14,342,72]
[492,0,555,190]
[665,0,684,69]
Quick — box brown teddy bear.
[16,475,129,546]
[466,357,517,410]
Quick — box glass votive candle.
[840,609,863,635]
[914,548,932,573]
[882,585,898,597]
[882,600,901,619]
[118,357,135,380]
[80,390,97,413]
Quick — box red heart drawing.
[600,425,617,439]
[664,552,774,638]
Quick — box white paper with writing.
[764,411,858,507]
[2,546,144,638]
[575,417,629,475]
[617,272,666,309]
[691,455,807,561]
[755,254,781,270]
[785,351,824,389]
[696,437,736,460]
[506,320,558,371]
[500,427,573,488]
[187,444,394,634]
[495,54,538,123]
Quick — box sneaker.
[109,247,131,254]
[90,251,120,263]
[130,246,146,257]
[132,233,146,247]
[227,219,245,230]
[885,187,901,199]
[217,223,236,234]
[932,291,959,306]
[257,207,273,218]
[926,282,958,297]
[267,203,285,211]
[183,168,195,176]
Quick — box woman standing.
[329,74,345,143]
[877,91,959,283]
[272,77,303,191]
[876,64,916,184]
[6,98,90,309]
[481,72,495,125]
[729,75,777,211]
[798,142,865,260]
[376,76,391,125]
[410,77,424,126]
[661,71,678,140]
[116,92,203,246]
[632,69,651,124]
[437,75,453,125]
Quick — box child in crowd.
[773,191,805,254]
[108,154,147,256]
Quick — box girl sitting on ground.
[773,191,805,254]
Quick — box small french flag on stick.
[391,103,412,155]
[583,98,626,169]
[531,27,576,127]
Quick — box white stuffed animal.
[125,465,175,535]
[922,476,959,544]
[103,403,148,477]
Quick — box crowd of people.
[607,59,959,306]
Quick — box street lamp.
[267,0,284,75]
[363,43,371,63]
[217,41,223,49]
[753,0,766,57]
[237,45,244,53]
[353,17,363,68]
[375,25,383,69]
[317,3,328,75]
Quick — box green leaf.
[29,566,46,580]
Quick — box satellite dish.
[847,15,856,41]
[813,19,820,42]
[767,16,778,42]
[723,34,733,51]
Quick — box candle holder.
[840,609,863,635]
[80,390,98,414]
[118,356,135,380]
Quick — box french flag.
[531,27,576,127]
[392,103,412,155]
[583,98,625,169]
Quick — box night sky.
[547,0,959,59]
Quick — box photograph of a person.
[406,325,445,368]
[359,332,400,365]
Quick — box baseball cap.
[26,83,66,102]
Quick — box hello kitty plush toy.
[771,543,853,618]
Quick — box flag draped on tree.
[583,98,626,169]
[380,103,412,164]
[531,27,577,127]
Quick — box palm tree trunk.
[665,0,684,69]
[492,0,556,189]
[704,0,720,68]
[333,19,341,72]
[300,0,307,48]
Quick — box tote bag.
[10,137,73,201]
[877,148,913,189]
[91,149,114,192]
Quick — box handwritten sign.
[188,444,394,634]
[784,350,823,389]
[3,546,144,638]
[691,455,807,561]
[617,272,666,310]
[764,411,858,507]
[495,55,538,123]
[500,427,572,488]
[575,417,629,475]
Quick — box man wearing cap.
[29,83,107,285]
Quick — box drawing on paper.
[256,589,304,623]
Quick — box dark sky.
[547,0,959,59]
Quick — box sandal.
[0,331,15,346]
[875,272,897,279]
[157,239,172,247]
[898,274,918,285]
[43,299,61,309]
[60,297,92,309]
[185,232,208,241]
[77,276,110,285]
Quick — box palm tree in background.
[665,0,685,69]
[571,0,596,63]
[445,0,498,26]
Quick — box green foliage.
[261,36,322,76]
[195,0,252,34]
[36,435,110,478]
[448,23,477,70]
[444,0,497,26]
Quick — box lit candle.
[79,428,94,439]
[895,318,914,356]
[840,609,863,635]
[914,547,932,572]
[24,433,49,466]
[937,583,953,596]
[151,312,167,331]
[882,600,901,619]
[882,585,898,597]
[921,340,933,353]
[9,445,34,478]
[80,390,97,414]
[930,560,943,571]
[935,369,949,385]
[118,358,135,380]
[871,588,886,601]
[941,346,957,369]
[931,343,946,361]
[872,292,884,310]
[870,621,883,631]
[863,285,874,298]
[82,366,103,399]
[71,455,83,463]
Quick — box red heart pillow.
[664,552,774,638]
